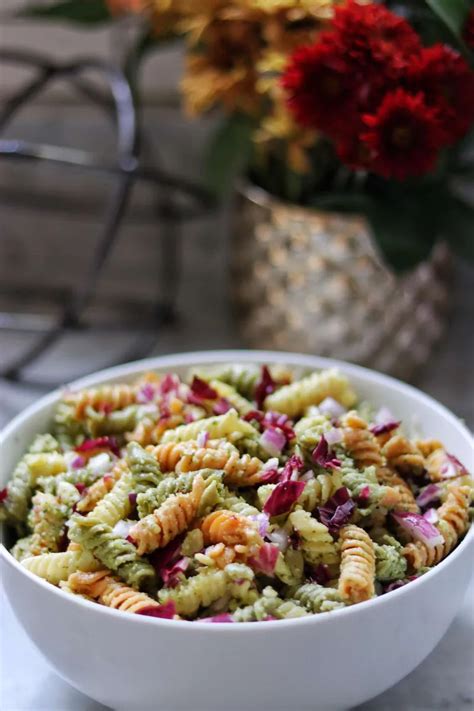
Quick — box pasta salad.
[1,364,472,622]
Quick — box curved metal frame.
[0,49,214,383]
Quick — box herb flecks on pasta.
[2,364,472,622]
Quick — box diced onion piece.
[325,428,343,445]
[112,520,135,539]
[136,601,176,619]
[266,527,289,552]
[416,484,440,508]
[374,406,396,425]
[248,543,279,576]
[200,614,234,623]
[423,508,439,524]
[318,397,346,419]
[259,427,286,457]
[392,511,444,548]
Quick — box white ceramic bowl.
[1,351,473,711]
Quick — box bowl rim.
[1,349,473,631]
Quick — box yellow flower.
[181,16,263,115]
[237,0,338,20]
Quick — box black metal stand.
[0,49,214,384]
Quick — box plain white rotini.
[264,369,357,417]
[21,548,102,584]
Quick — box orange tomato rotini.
[376,467,419,513]
[200,509,262,548]
[382,435,424,476]
[76,461,127,513]
[128,475,206,555]
[342,421,384,469]
[67,570,161,614]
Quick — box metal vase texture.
[231,186,452,379]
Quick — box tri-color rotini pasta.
[1,364,472,622]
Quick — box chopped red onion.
[259,468,280,484]
[248,543,279,576]
[263,480,305,517]
[190,376,218,401]
[392,511,444,548]
[416,484,441,508]
[148,536,184,577]
[266,527,289,552]
[374,406,396,425]
[74,482,87,495]
[317,488,355,533]
[324,428,343,446]
[136,601,176,619]
[184,412,197,423]
[158,374,180,396]
[213,398,231,415]
[136,383,157,404]
[200,614,234,623]
[260,427,286,457]
[423,508,439,524]
[161,556,190,588]
[318,397,346,419]
[383,576,418,594]
[71,455,86,470]
[312,435,341,469]
[280,454,305,482]
[263,615,277,621]
[308,563,330,585]
[262,412,296,442]
[440,452,468,479]
[255,365,277,409]
[197,431,210,448]
[76,436,120,457]
[251,513,270,538]
[355,485,371,506]
[113,520,135,539]
[0,487,7,503]
[243,409,264,424]
[126,534,136,546]
[370,420,401,436]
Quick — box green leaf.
[425,0,471,39]
[19,0,111,24]
[204,114,255,198]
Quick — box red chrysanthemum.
[332,0,422,79]
[463,7,474,49]
[335,133,371,171]
[362,89,444,180]
[408,44,474,143]
[282,36,357,138]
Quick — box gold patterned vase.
[230,185,452,380]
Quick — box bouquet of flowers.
[22,0,474,270]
